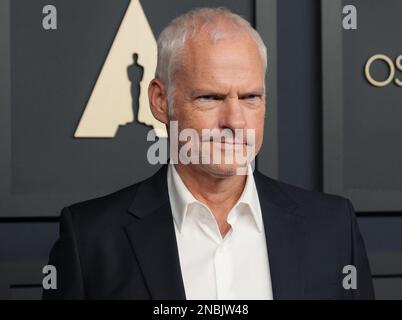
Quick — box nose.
[219,96,247,130]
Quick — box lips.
[211,141,246,150]
[218,142,246,147]
[210,139,246,145]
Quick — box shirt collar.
[167,163,263,234]
[167,163,198,233]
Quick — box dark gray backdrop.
[1,0,401,299]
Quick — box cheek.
[257,121,265,144]
[179,109,219,131]
[246,109,265,129]
[246,111,265,146]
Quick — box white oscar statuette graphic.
[74,0,167,138]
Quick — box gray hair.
[154,7,268,116]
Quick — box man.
[43,7,374,300]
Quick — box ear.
[148,78,169,124]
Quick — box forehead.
[177,33,265,87]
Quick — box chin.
[199,163,246,178]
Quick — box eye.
[241,94,261,101]
[197,95,223,102]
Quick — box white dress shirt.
[167,163,273,300]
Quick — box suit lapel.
[254,171,305,299]
[124,165,186,300]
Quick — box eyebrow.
[239,88,265,96]
[190,87,265,98]
[190,89,224,97]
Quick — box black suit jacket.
[43,165,374,300]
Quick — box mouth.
[210,140,247,150]
[207,139,247,145]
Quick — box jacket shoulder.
[254,171,352,220]
[63,174,152,228]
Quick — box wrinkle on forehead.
[178,33,264,81]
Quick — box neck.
[174,163,247,236]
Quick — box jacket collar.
[254,170,305,299]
